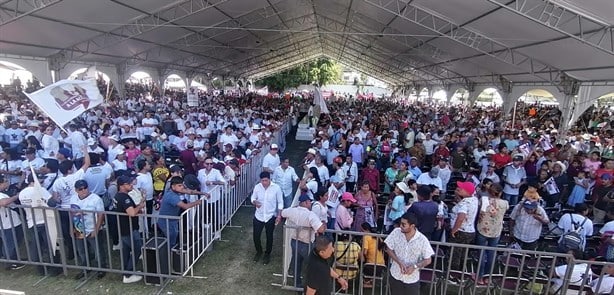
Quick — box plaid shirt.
[510,205,549,243]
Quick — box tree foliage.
[256,58,342,91]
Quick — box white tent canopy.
[0,0,612,86]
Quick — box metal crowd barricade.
[0,205,182,289]
[278,226,614,295]
[174,120,290,276]
[0,121,291,290]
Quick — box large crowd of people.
[0,79,294,283]
[0,76,613,294]
[275,97,614,294]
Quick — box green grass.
[0,206,293,295]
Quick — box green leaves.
[256,58,342,92]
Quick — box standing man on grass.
[251,171,283,265]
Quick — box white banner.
[255,86,268,96]
[313,87,330,114]
[24,79,103,127]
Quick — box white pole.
[511,100,518,128]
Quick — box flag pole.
[511,100,518,129]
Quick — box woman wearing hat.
[449,181,479,270]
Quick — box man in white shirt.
[591,264,614,294]
[218,125,239,149]
[68,124,87,162]
[135,159,154,232]
[21,148,45,179]
[280,194,325,287]
[272,157,299,208]
[341,155,358,192]
[557,203,593,252]
[262,144,281,173]
[502,155,527,206]
[0,175,24,270]
[71,180,108,279]
[52,147,90,261]
[416,167,444,191]
[197,157,227,237]
[384,212,434,294]
[19,174,60,275]
[250,171,283,265]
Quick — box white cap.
[395,182,411,194]
[151,132,159,137]
[485,149,496,155]
[271,143,278,149]
[307,148,317,155]
[252,124,261,130]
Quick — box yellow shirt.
[152,167,169,191]
[362,235,385,265]
[334,241,361,280]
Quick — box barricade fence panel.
[280,225,614,295]
[0,125,289,284]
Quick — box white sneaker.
[112,244,121,251]
[214,231,221,240]
[123,275,143,284]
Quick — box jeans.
[75,230,108,269]
[475,232,500,278]
[289,239,310,287]
[59,211,75,259]
[28,224,57,275]
[158,219,179,249]
[503,193,519,206]
[0,225,23,261]
[120,230,143,275]
[253,216,275,255]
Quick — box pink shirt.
[335,205,353,230]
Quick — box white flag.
[255,86,268,96]
[24,79,103,127]
[313,87,329,114]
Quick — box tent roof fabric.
[1,0,613,86]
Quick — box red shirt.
[492,153,511,169]
[595,168,614,186]
[360,167,380,192]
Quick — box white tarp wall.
[568,85,614,128]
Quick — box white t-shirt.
[450,196,479,233]
[0,193,21,229]
[18,186,51,228]
[219,133,239,148]
[197,168,226,202]
[52,168,86,208]
[136,172,154,201]
[70,193,104,235]
[552,263,593,294]
[262,153,280,172]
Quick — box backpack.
[558,213,588,252]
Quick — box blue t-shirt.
[158,190,182,219]
[389,194,406,221]
[407,200,439,234]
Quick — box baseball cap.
[429,167,440,177]
[74,179,88,189]
[456,181,476,195]
[522,200,538,209]
[271,143,278,149]
[601,173,613,180]
[341,192,357,203]
[117,175,135,186]
[395,182,411,194]
[513,155,524,161]
[58,148,72,159]
[298,194,311,203]
[307,148,317,155]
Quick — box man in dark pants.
[280,193,325,288]
[114,175,146,284]
[250,171,283,265]
[304,235,348,295]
